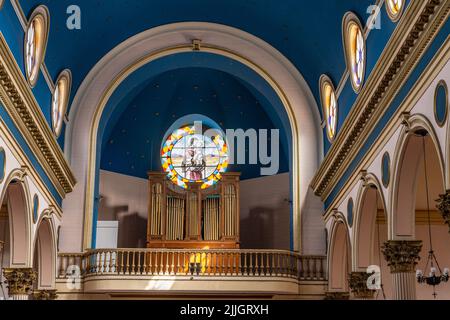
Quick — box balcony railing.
[58,249,326,281]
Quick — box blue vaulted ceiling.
[18,0,379,117]
[101,67,289,180]
[0,0,410,161]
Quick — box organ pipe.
[147,172,240,249]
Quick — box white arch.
[327,212,351,292]
[62,22,323,253]
[390,114,446,240]
[33,211,57,289]
[0,168,32,267]
[352,174,387,271]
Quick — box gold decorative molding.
[0,32,76,197]
[192,39,202,51]
[311,0,449,201]
[32,289,58,300]
[348,272,376,299]
[3,268,37,296]
[382,240,422,273]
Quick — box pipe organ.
[146,172,240,249]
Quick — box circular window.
[24,6,49,87]
[343,13,366,93]
[320,75,338,141]
[386,0,405,22]
[52,70,72,137]
[434,80,448,128]
[347,198,354,228]
[32,194,39,223]
[161,125,229,189]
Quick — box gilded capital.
[348,272,376,299]
[3,268,37,296]
[382,240,422,273]
[436,191,450,233]
[33,289,58,300]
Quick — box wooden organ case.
[146,172,240,249]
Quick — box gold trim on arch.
[82,44,301,251]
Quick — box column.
[33,289,58,300]
[382,240,422,300]
[2,268,37,300]
[436,190,450,233]
[348,272,376,299]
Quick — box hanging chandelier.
[414,130,449,298]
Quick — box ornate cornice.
[382,240,422,273]
[0,33,76,196]
[3,268,37,296]
[311,0,449,200]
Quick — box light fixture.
[415,130,449,298]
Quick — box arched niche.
[33,215,56,289]
[353,176,387,271]
[391,116,445,239]
[328,215,351,292]
[0,170,32,268]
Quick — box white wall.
[99,170,294,249]
[239,173,291,250]
[98,170,148,248]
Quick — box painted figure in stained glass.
[352,27,365,88]
[328,91,337,139]
[25,20,36,80]
[161,125,228,189]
